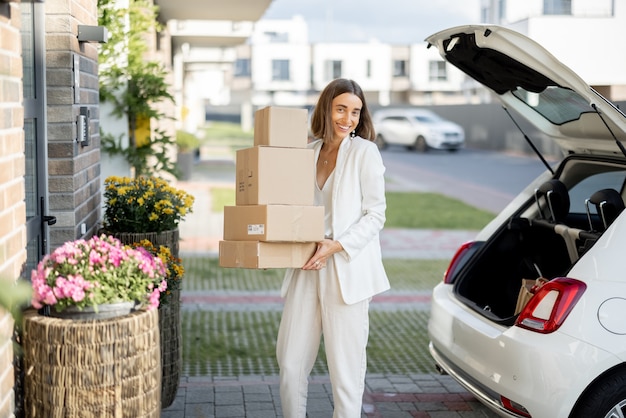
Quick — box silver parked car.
[426,25,626,418]
[372,108,465,152]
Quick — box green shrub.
[176,130,201,152]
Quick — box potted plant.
[175,130,201,180]
[23,234,166,416]
[30,234,167,319]
[102,174,193,407]
[129,239,184,307]
[129,239,184,405]
[102,174,194,254]
[103,175,194,234]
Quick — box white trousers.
[276,259,370,418]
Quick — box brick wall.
[0,3,26,418]
[45,0,101,249]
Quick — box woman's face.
[330,92,362,142]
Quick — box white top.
[315,169,334,239]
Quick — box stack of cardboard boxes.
[219,106,324,268]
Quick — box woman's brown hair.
[310,78,376,141]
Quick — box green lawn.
[180,256,449,376]
[385,191,494,230]
[211,187,495,230]
[200,121,253,149]
[181,309,433,376]
[183,257,447,293]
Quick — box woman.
[276,78,390,418]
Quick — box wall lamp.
[77,25,108,43]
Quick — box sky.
[261,0,481,44]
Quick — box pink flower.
[30,234,168,312]
[148,288,161,309]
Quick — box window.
[498,0,507,20]
[512,85,593,125]
[481,6,489,23]
[428,61,447,82]
[272,59,290,81]
[263,31,289,43]
[234,58,251,77]
[568,171,626,214]
[324,60,342,80]
[544,0,571,15]
[393,60,407,77]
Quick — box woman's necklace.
[321,147,336,166]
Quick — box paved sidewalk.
[163,373,498,418]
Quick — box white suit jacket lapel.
[332,136,351,199]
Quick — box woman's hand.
[302,239,343,270]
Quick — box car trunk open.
[424,24,626,325]
[448,155,626,324]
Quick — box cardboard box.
[236,146,314,205]
[254,106,309,148]
[224,205,324,242]
[219,240,316,269]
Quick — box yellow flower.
[129,239,185,306]
[103,175,195,233]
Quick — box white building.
[249,16,312,107]
[481,0,626,100]
[311,41,393,106]
[176,3,626,132]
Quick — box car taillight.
[501,396,531,417]
[443,241,477,284]
[515,278,586,334]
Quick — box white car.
[426,25,626,418]
[372,108,465,152]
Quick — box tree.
[98,0,179,178]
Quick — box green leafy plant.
[0,278,31,322]
[176,130,201,153]
[98,0,179,178]
[103,175,195,233]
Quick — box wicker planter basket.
[22,309,161,418]
[159,288,181,408]
[106,228,182,408]
[108,229,180,258]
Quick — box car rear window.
[512,86,594,125]
[568,170,626,213]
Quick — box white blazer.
[281,135,390,305]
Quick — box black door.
[21,2,55,277]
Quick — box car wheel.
[375,134,387,150]
[571,371,626,418]
[447,148,459,153]
[414,136,428,152]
